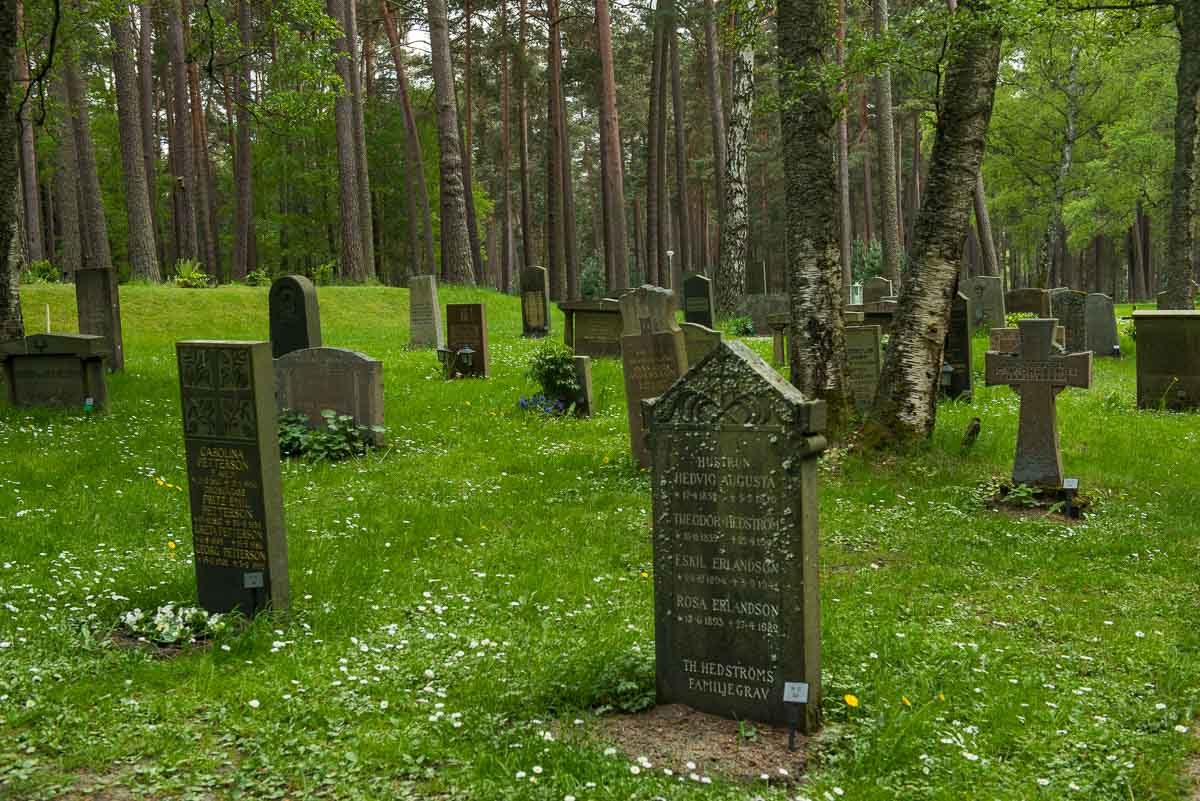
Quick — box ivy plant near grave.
[523,342,580,415]
[278,409,384,461]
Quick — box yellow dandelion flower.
[938,692,945,702]
[640,571,649,578]
[902,696,912,707]
[602,455,611,465]
[844,694,859,708]
[167,541,177,549]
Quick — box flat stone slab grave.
[269,275,322,358]
[177,340,289,615]
[1132,310,1200,409]
[984,318,1092,488]
[560,299,623,358]
[644,339,827,733]
[0,333,109,410]
[274,347,385,446]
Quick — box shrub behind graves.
[527,342,580,404]
[244,267,272,286]
[174,260,212,288]
[20,259,59,284]
[727,315,755,336]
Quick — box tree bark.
[872,0,901,283]
[558,44,579,299]
[778,0,851,429]
[500,0,513,291]
[342,0,375,278]
[166,0,198,265]
[327,0,365,279]
[54,81,83,277]
[1040,45,1078,290]
[868,11,1003,444]
[137,0,161,265]
[670,33,691,280]
[64,47,114,272]
[517,0,533,268]
[860,92,875,243]
[182,1,219,278]
[836,0,851,297]
[0,0,22,340]
[645,0,666,286]
[545,0,565,298]
[427,0,474,283]
[461,0,484,283]
[232,0,255,280]
[974,173,999,276]
[597,0,628,292]
[704,0,726,270]
[14,0,42,264]
[1162,0,1200,307]
[715,27,753,313]
[111,12,162,281]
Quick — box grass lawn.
[2,284,1199,800]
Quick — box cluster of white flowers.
[120,603,227,644]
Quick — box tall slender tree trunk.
[872,0,901,283]
[0,0,23,340]
[327,0,365,278]
[14,0,42,264]
[545,0,565,298]
[111,13,161,281]
[517,0,533,269]
[342,0,375,278]
[715,27,753,313]
[860,92,875,243]
[54,82,82,277]
[836,0,851,297]
[500,0,514,291]
[974,173,999,276]
[428,0,474,283]
[182,1,219,278]
[1041,45,1078,290]
[779,0,851,431]
[645,2,666,286]
[703,0,726,267]
[597,0,628,292]
[868,11,1003,444]
[137,0,161,265]
[461,0,484,283]
[232,0,255,280]
[166,0,198,264]
[64,48,113,272]
[1162,0,1200,307]
[654,0,670,285]
[670,34,691,280]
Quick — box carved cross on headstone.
[984,318,1092,488]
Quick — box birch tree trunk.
[428,0,474,283]
[597,0,628,292]
[0,0,21,340]
[715,31,753,313]
[1040,45,1078,289]
[872,0,901,283]
[1162,0,1200,307]
[704,0,726,263]
[836,0,852,297]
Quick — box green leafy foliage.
[278,408,383,461]
[119,604,230,645]
[173,260,212,288]
[579,255,605,300]
[311,261,336,286]
[527,341,580,402]
[19,260,59,285]
[244,268,273,287]
[726,315,756,336]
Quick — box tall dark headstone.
[644,340,827,732]
[409,275,445,349]
[682,273,715,328]
[984,318,1092,487]
[1006,287,1051,317]
[964,275,1006,331]
[845,325,882,414]
[942,292,973,400]
[620,286,688,468]
[520,266,550,338]
[1132,310,1200,409]
[274,347,385,445]
[1085,293,1119,357]
[0,334,109,410]
[446,303,490,377]
[177,340,289,614]
[1049,288,1088,353]
[269,275,321,358]
[863,276,893,304]
[75,268,125,370]
[560,299,623,357]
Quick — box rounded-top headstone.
[269,275,322,359]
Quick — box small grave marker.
[942,292,973,400]
[268,275,321,359]
[560,299,623,358]
[1085,293,1119,356]
[274,347,385,445]
[682,273,715,328]
[445,303,490,377]
[520,267,550,338]
[845,325,882,414]
[681,322,722,368]
[1050,288,1088,353]
[409,275,445,349]
[619,286,687,468]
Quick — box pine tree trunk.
[778,0,851,428]
[872,0,901,283]
[670,33,691,279]
[645,2,665,286]
[0,0,22,340]
[166,0,198,264]
[499,0,513,291]
[461,0,484,283]
[1162,0,1200,307]
[597,0,628,293]
[342,0,375,279]
[715,31,753,313]
[64,48,114,272]
[654,0,670,285]
[14,0,42,264]
[137,0,161,265]
[836,0,851,297]
[182,1,219,278]
[54,82,83,277]
[558,34,579,300]
[327,0,365,279]
[232,0,255,280]
[428,0,474,283]
[860,92,875,243]
[869,12,1002,445]
[111,13,161,281]
[517,0,533,269]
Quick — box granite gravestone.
[942,292,973,400]
[768,313,790,365]
[445,303,490,378]
[274,347,385,446]
[268,275,321,359]
[845,325,882,414]
[1085,293,1119,357]
[965,276,1006,331]
[984,318,1092,487]
[409,275,444,349]
[620,286,688,468]
[560,299,623,357]
[520,266,550,338]
[643,340,827,732]
[682,322,722,368]
[990,325,1066,354]
[75,268,125,370]
[177,341,289,615]
[573,356,595,416]
[740,294,788,335]
[0,334,109,410]
[864,276,894,304]
[1132,310,1200,409]
[1050,289,1088,353]
[683,274,715,329]
[1007,288,1051,317]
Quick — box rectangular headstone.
[560,299,623,358]
[740,294,789,335]
[1132,310,1200,409]
[845,325,882,414]
[1050,289,1088,353]
[177,340,289,614]
[269,275,322,359]
[573,355,595,417]
[1006,287,1051,317]
[1085,293,1119,357]
[683,274,715,329]
[863,276,893,304]
[75,268,124,370]
[274,347,385,445]
[620,286,688,468]
[964,275,1006,331]
[409,275,444,349]
[0,333,108,410]
[520,266,550,338]
[644,340,827,732]
[681,322,722,368]
[445,303,490,377]
[990,326,1066,354]
[942,292,973,400]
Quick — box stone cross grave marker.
[681,322,722,368]
[1085,293,1119,356]
[268,275,321,359]
[965,275,1006,332]
[274,347,385,446]
[409,275,444,349]
[683,273,715,329]
[0,333,109,410]
[620,286,687,468]
[643,339,827,732]
[75,268,125,370]
[177,340,289,614]
[984,318,1092,488]
[845,325,882,414]
[1050,288,1088,353]
[1132,310,1200,409]
[942,292,973,400]
[520,266,550,338]
[446,303,490,377]
[864,276,893,304]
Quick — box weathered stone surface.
[0,334,109,410]
[643,340,827,732]
[990,325,1067,354]
[844,310,865,324]
[845,325,882,414]
[683,274,715,329]
[1006,287,1051,317]
[445,303,490,377]
[942,292,973,400]
[620,286,687,468]
[1049,289,1088,353]
[964,275,1006,331]
[560,299,623,358]
[863,276,893,304]
[274,347,385,445]
[846,300,898,333]
[767,313,790,365]
[1132,310,1200,409]
[573,355,595,417]
[1085,293,1119,357]
[177,340,288,615]
[682,322,722,368]
[984,318,1092,487]
[75,268,125,370]
[739,294,788,335]
[268,275,321,359]
[520,267,550,338]
[409,275,444,349]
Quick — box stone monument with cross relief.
[984,318,1092,488]
[620,286,687,468]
